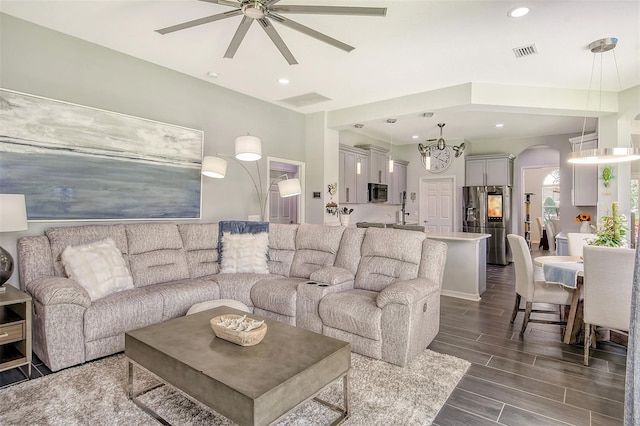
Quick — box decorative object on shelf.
[600,165,614,188]
[326,182,339,215]
[210,314,267,346]
[155,0,386,65]
[567,38,640,164]
[575,212,592,234]
[0,194,28,290]
[590,202,627,247]
[201,135,301,221]
[339,207,354,227]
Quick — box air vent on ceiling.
[513,43,538,58]
[278,92,332,108]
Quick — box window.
[542,169,560,221]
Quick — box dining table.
[534,255,583,344]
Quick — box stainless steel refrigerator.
[462,186,511,265]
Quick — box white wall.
[0,14,306,287]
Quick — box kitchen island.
[426,232,491,301]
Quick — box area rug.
[0,350,469,425]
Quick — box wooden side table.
[0,285,32,378]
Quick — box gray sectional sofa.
[17,222,447,372]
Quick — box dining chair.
[567,232,595,257]
[507,234,575,334]
[536,217,548,250]
[582,245,635,365]
[544,221,556,252]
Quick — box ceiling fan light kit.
[156,0,387,65]
[568,37,640,164]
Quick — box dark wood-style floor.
[431,248,627,426]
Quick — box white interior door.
[268,165,299,224]
[269,180,298,224]
[420,177,454,232]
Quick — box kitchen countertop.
[425,232,491,241]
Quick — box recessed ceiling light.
[496,123,504,128]
[412,135,419,139]
[278,78,290,85]
[206,71,219,79]
[508,6,530,18]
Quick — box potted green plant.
[590,202,628,247]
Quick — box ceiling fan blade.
[156,9,242,35]
[224,16,254,59]
[198,0,241,7]
[269,13,354,52]
[270,5,387,16]
[258,18,298,65]
[265,0,282,5]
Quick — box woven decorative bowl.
[210,314,268,346]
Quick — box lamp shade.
[201,156,227,178]
[235,135,262,161]
[278,178,302,198]
[0,194,28,232]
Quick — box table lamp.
[0,194,28,290]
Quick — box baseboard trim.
[441,289,481,302]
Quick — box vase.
[580,221,591,233]
[340,215,350,227]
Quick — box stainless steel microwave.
[368,183,388,203]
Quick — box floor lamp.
[202,135,301,221]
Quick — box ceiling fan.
[425,122,466,157]
[426,123,448,150]
[156,0,387,65]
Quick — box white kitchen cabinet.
[387,160,408,205]
[569,134,598,206]
[465,154,515,186]
[356,144,389,184]
[339,144,368,204]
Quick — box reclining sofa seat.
[19,223,223,371]
[319,227,447,367]
[250,223,346,325]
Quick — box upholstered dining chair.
[545,221,556,252]
[507,234,575,334]
[567,233,595,257]
[583,245,635,365]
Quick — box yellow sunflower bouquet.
[575,212,591,223]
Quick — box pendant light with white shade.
[387,118,396,173]
[568,37,640,164]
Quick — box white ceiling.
[1,0,639,145]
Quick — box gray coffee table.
[125,306,351,426]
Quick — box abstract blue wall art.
[0,89,203,220]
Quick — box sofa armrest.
[27,276,91,308]
[377,278,439,308]
[309,266,354,285]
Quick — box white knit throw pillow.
[220,232,269,274]
[61,238,134,301]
